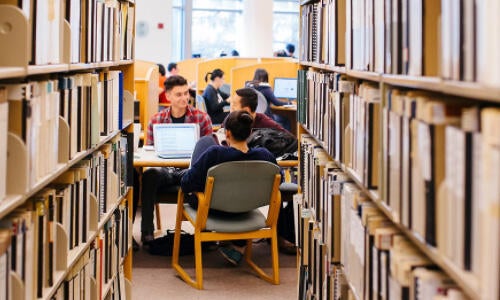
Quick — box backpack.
[247,128,298,158]
[148,230,194,256]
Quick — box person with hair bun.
[180,110,278,265]
[202,68,230,124]
[181,110,276,197]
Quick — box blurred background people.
[202,68,230,124]
[249,68,291,131]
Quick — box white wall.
[240,0,274,57]
[134,0,172,66]
[134,0,275,62]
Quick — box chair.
[172,161,282,289]
[195,94,207,112]
[219,83,231,96]
[255,90,268,114]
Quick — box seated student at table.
[249,68,291,131]
[136,75,213,247]
[192,88,297,256]
[230,87,290,133]
[180,110,279,265]
[202,68,230,124]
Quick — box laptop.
[153,123,200,159]
[273,77,298,102]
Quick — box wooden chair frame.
[171,173,282,289]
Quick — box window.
[170,0,299,60]
[273,0,299,56]
[191,0,243,58]
[171,0,185,62]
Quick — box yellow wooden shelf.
[346,69,381,82]
[0,66,25,79]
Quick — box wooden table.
[133,147,190,168]
[134,147,298,168]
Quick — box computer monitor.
[273,77,297,100]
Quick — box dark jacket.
[202,84,230,124]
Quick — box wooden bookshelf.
[298,1,499,299]
[0,1,136,299]
[0,129,129,219]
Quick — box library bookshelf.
[296,1,499,300]
[0,1,136,299]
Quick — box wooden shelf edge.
[299,61,346,73]
[382,74,442,92]
[0,67,26,79]
[97,191,129,230]
[346,69,381,82]
[118,60,134,66]
[442,80,500,103]
[27,64,69,75]
[69,63,94,71]
[340,165,379,203]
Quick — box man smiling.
[137,75,213,247]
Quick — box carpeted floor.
[131,203,298,299]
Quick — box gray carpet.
[131,203,298,299]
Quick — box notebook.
[274,77,298,101]
[153,123,200,159]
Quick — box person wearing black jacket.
[202,68,230,124]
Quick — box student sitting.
[134,75,213,248]
[249,68,291,131]
[191,88,297,256]
[180,110,278,265]
[202,68,230,124]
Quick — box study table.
[133,147,299,232]
[133,147,299,168]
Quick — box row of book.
[0,70,129,202]
[297,136,470,299]
[380,88,500,300]
[299,0,500,86]
[299,0,346,66]
[298,70,380,189]
[45,202,130,300]
[0,0,135,66]
[0,183,130,300]
[297,67,500,298]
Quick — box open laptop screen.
[273,77,297,100]
[153,123,200,158]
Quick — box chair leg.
[270,230,280,284]
[194,234,204,289]
[245,232,280,285]
[171,206,204,289]
[155,203,162,232]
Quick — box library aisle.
[131,204,298,299]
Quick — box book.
[0,229,10,300]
